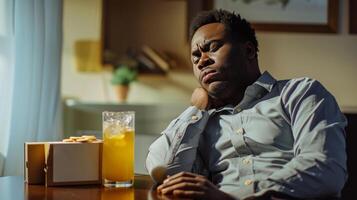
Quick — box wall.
[61,0,357,107]
[258,1,357,107]
[61,0,197,104]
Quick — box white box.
[25,141,102,186]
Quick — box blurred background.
[62,0,357,106]
[0,0,356,198]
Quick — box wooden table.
[0,175,182,200]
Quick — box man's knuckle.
[197,181,205,187]
[199,177,207,182]
[182,182,189,187]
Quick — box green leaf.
[111,65,137,86]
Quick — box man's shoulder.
[276,77,326,94]
[176,106,204,121]
[273,77,334,104]
[277,76,319,86]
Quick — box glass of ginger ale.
[102,111,135,187]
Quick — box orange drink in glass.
[102,111,135,187]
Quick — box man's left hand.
[157,172,234,200]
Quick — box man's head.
[189,10,260,104]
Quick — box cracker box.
[24,141,102,186]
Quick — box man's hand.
[190,87,211,110]
[157,172,234,200]
[191,87,226,110]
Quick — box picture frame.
[198,0,339,33]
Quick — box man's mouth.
[201,69,219,84]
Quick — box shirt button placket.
[191,115,199,121]
[236,128,245,135]
[239,156,253,179]
[244,179,253,186]
[243,158,251,165]
[232,127,252,155]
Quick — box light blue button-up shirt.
[146,72,347,199]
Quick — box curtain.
[0,0,14,175]
[0,0,63,176]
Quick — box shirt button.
[191,115,199,120]
[236,128,245,135]
[236,107,242,112]
[243,158,251,164]
[244,179,253,186]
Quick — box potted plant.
[111,64,138,102]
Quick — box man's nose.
[197,53,213,70]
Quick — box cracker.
[82,135,96,140]
[76,137,90,142]
[62,138,74,142]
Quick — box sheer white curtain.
[0,0,14,175]
[0,0,63,176]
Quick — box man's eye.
[191,51,200,64]
[210,43,221,52]
[192,57,199,64]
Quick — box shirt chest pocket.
[228,113,294,154]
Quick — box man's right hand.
[191,87,225,110]
[190,87,211,110]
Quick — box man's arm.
[240,78,348,199]
[145,105,209,183]
[146,87,214,183]
[153,88,240,200]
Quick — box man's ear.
[244,41,256,60]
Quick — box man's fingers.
[164,171,204,183]
[161,182,207,195]
[158,172,209,194]
[173,189,205,198]
[157,184,164,193]
[161,176,200,189]
[191,87,210,110]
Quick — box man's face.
[191,23,249,101]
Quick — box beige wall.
[61,0,357,107]
[258,0,357,107]
[61,0,196,104]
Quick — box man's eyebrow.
[201,39,220,48]
[208,39,222,43]
[191,42,200,51]
[191,39,222,52]
[191,48,200,56]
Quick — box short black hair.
[189,9,259,52]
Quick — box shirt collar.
[234,71,276,112]
[254,71,276,93]
[208,71,277,114]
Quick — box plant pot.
[115,85,129,103]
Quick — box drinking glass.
[102,111,135,187]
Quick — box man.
[146,10,347,200]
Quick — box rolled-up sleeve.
[247,78,348,199]
[145,106,209,183]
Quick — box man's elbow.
[145,136,171,183]
[320,162,347,197]
[145,149,164,180]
